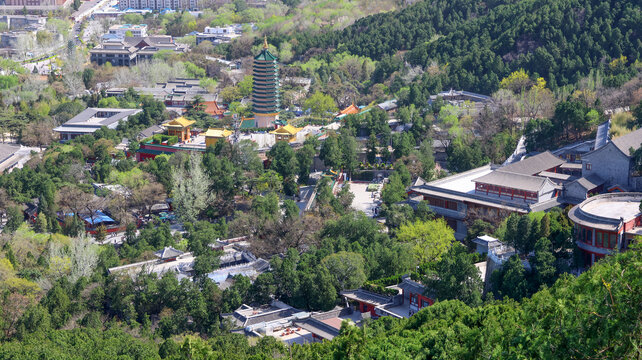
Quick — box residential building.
[53,108,142,142]
[195,25,240,45]
[117,0,198,11]
[90,36,188,66]
[568,192,642,267]
[0,15,45,31]
[106,23,148,39]
[0,0,66,8]
[252,37,280,128]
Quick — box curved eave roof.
[254,49,278,61]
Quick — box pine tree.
[516,215,531,255]
[34,213,47,233]
[532,237,556,288]
[540,213,551,239]
[94,225,107,242]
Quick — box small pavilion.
[163,117,195,142]
[270,124,301,142]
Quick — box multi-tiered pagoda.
[252,37,280,128]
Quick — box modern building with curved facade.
[568,192,642,266]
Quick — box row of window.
[577,226,618,249]
[424,196,458,211]
[475,183,538,199]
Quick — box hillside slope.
[295,0,641,93]
[2,247,640,359]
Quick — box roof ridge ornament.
[263,35,268,49]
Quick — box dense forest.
[293,0,641,93]
[0,245,639,359]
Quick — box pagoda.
[252,37,280,128]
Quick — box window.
[410,294,418,305]
[446,201,458,211]
[609,234,617,249]
[586,163,592,170]
[596,232,603,247]
[421,300,431,308]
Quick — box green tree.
[172,153,211,223]
[34,213,47,233]
[492,254,529,301]
[320,251,366,291]
[516,215,532,255]
[381,172,406,206]
[531,237,556,288]
[193,251,220,279]
[251,192,279,220]
[296,143,315,184]
[281,199,299,220]
[82,68,94,90]
[396,218,455,265]
[319,134,342,169]
[268,141,297,179]
[94,225,107,242]
[426,244,483,306]
[237,75,253,97]
[5,205,23,233]
[249,273,276,304]
[632,100,642,129]
[366,133,378,164]
[339,133,358,177]
[304,91,338,117]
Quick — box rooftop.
[611,127,642,156]
[270,124,301,136]
[568,192,642,231]
[163,117,195,128]
[203,128,232,138]
[54,108,141,133]
[340,289,393,307]
[498,151,564,175]
[473,170,553,192]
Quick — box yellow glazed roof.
[270,124,301,135]
[163,117,196,128]
[203,128,232,138]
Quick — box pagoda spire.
[263,35,268,49]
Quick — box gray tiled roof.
[611,127,642,156]
[340,289,393,306]
[154,247,184,260]
[571,174,605,190]
[294,318,340,340]
[64,108,141,127]
[397,278,425,295]
[138,125,164,139]
[473,170,549,192]
[499,151,565,175]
